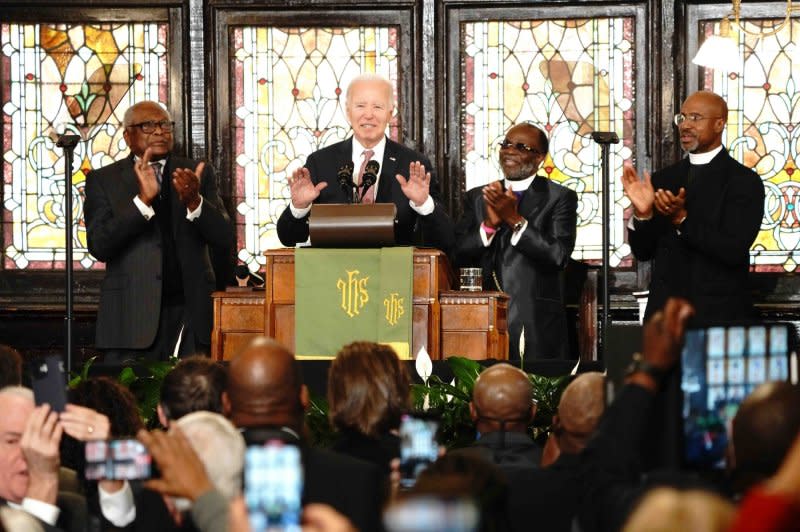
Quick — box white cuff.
[510,220,528,246]
[289,202,312,219]
[186,195,204,221]
[409,195,435,216]
[133,196,156,221]
[99,480,136,527]
[21,498,60,526]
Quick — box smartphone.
[680,323,796,470]
[399,414,439,489]
[30,355,67,413]
[244,442,303,532]
[85,439,152,480]
[384,497,479,532]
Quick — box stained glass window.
[700,18,800,272]
[462,19,636,265]
[232,26,400,270]
[1,22,169,270]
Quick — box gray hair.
[122,101,171,128]
[175,411,245,500]
[345,73,394,107]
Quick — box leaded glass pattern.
[1,22,169,269]
[232,26,399,270]
[462,19,636,265]
[701,19,800,272]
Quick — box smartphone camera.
[30,355,67,413]
[399,414,439,489]
[245,442,304,532]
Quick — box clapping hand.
[396,161,431,206]
[173,162,203,211]
[483,182,520,226]
[134,148,160,206]
[654,188,687,226]
[289,167,327,209]
[621,164,655,219]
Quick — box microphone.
[359,160,380,202]
[337,161,355,199]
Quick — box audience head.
[545,372,605,464]
[68,377,143,437]
[0,386,35,503]
[731,381,800,489]
[0,346,22,388]
[345,74,394,149]
[174,411,245,501]
[412,453,509,532]
[621,487,734,532]
[470,363,535,434]
[328,341,410,438]
[122,100,174,159]
[158,356,227,427]
[677,91,727,154]
[226,337,306,431]
[499,123,548,181]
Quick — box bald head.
[471,363,535,432]
[226,337,305,428]
[558,372,605,436]
[732,381,800,484]
[684,90,728,119]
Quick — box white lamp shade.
[692,35,742,73]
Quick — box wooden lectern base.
[211,249,510,361]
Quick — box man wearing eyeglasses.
[622,90,764,321]
[453,123,578,359]
[85,101,233,364]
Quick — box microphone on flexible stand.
[337,161,355,202]
[359,160,380,202]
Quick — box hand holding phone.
[398,414,439,489]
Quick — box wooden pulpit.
[211,248,510,361]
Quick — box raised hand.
[641,297,694,371]
[21,404,63,504]
[60,404,111,441]
[654,188,687,226]
[621,164,655,219]
[396,161,431,206]
[289,167,327,209]
[173,161,203,211]
[482,181,503,228]
[134,147,160,206]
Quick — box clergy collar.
[688,145,723,165]
[504,174,536,192]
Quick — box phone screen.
[245,442,303,532]
[399,414,439,489]
[384,497,479,532]
[680,323,793,470]
[85,439,152,480]
[30,355,67,413]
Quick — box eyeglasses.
[127,120,175,134]
[498,139,542,154]
[673,113,723,126]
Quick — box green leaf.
[447,356,481,389]
[118,367,137,387]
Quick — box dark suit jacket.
[276,137,454,252]
[242,426,384,532]
[453,176,578,359]
[629,149,764,321]
[85,154,233,350]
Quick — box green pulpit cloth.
[295,247,414,359]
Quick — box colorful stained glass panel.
[232,26,399,270]
[462,19,636,265]
[701,18,800,272]
[1,22,169,269]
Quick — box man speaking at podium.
[276,74,454,252]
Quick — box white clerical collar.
[352,136,387,165]
[688,145,723,165]
[504,174,536,192]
